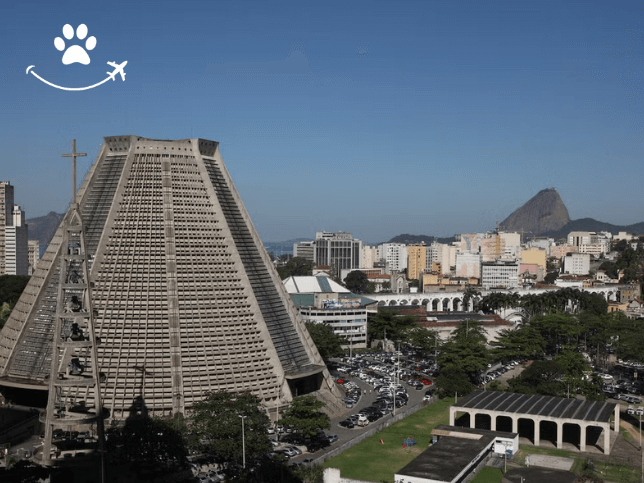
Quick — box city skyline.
[1,0,642,243]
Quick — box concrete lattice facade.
[0,136,341,420]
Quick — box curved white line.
[28,69,112,91]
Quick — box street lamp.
[239,415,247,469]
[394,340,400,417]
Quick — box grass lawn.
[591,459,641,482]
[323,398,453,482]
[470,466,503,483]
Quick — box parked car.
[327,434,339,444]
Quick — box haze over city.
[1,0,642,242]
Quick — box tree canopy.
[436,366,474,399]
[367,310,417,343]
[305,321,345,359]
[437,322,489,380]
[277,257,313,280]
[343,270,370,294]
[279,395,330,439]
[189,392,271,467]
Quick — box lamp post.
[394,340,400,417]
[239,415,247,469]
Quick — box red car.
[421,379,432,385]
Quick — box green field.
[470,467,503,483]
[323,398,453,482]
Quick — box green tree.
[189,392,271,468]
[367,310,417,343]
[404,326,439,354]
[277,257,313,280]
[343,270,369,294]
[0,275,30,304]
[437,322,488,380]
[544,271,559,284]
[0,301,15,330]
[436,366,474,399]
[279,395,330,439]
[508,360,567,397]
[490,325,546,362]
[305,321,345,359]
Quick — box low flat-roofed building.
[450,390,618,454]
[394,425,518,483]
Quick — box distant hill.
[499,188,570,235]
[26,212,64,252]
[542,218,644,241]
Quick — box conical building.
[0,136,342,421]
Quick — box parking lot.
[277,351,434,468]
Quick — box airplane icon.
[106,61,127,81]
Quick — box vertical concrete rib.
[161,159,184,414]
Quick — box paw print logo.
[54,24,97,65]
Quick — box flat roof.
[455,390,616,423]
[396,426,516,482]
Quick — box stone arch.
[517,418,536,444]
[452,297,462,311]
[431,299,440,311]
[442,298,451,312]
[388,300,397,306]
[563,422,581,449]
[411,299,419,306]
[454,411,471,428]
[474,413,492,430]
[495,415,513,433]
[421,299,429,306]
[378,300,386,307]
[539,420,558,448]
[400,299,409,306]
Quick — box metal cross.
[61,139,87,203]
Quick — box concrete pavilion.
[450,391,619,454]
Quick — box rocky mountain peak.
[499,188,571,235]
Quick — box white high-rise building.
[361,245,376,269]
[0,182,14,275]
[563,253,591,275]
[5,205,28,275]
[455,252,482,279]
[377,243,407,272]
[314,231,362,273]
[427,242,452,275]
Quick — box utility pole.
[239,415,247,469]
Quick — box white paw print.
[54,24,96,65]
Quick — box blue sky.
[0,0,642,244]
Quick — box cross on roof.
[61,139,87,204]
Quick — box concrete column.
[604,425,610,455]
[557,422,563,449]
[512,417,518,434]
[490,415,496,432]
[614,405,620,432]
[470,412,476,429]
[580,424,586,453]
[534,419,540,446]
[449,407,455,426]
